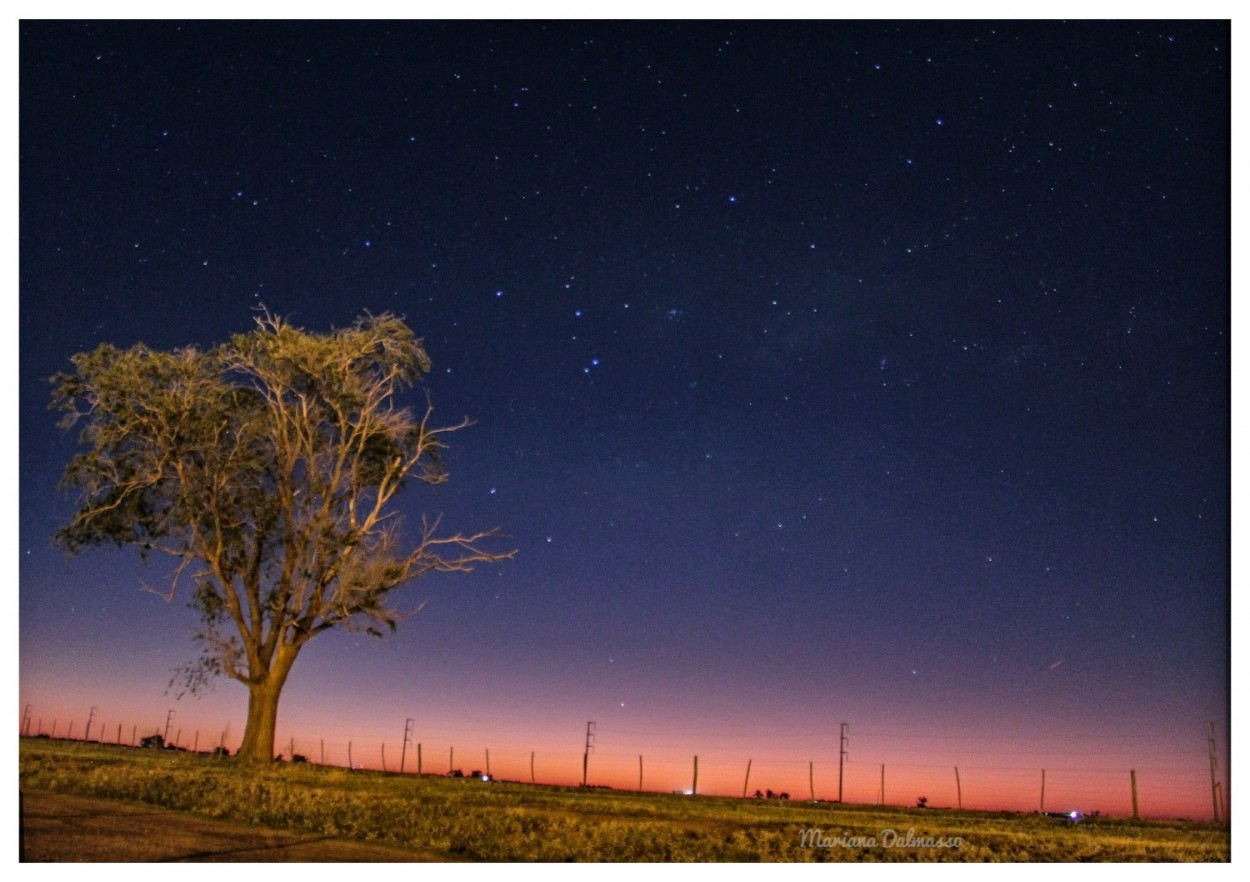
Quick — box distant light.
[1070,811,1081,820]
[482,774,491,782]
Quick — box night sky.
[18,19,1230,818]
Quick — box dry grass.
[19,737,1229,862]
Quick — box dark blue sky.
[18,20,1229,813]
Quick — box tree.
[53,311,511,761]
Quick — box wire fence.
[19,708,1228,823]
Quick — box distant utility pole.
[1207,721,1221,822]
[22,705,31,737]
[400,718,414,774]
[163,710,175,744]
[955,767,962,810]
[582,721,596,787]
[85,706,96,742]
[1130,769,1139,820]
[838,723,849,802]
[1040,769,1046,813]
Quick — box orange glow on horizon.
[19,687,1225,822]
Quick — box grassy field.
[19,737,1229,862]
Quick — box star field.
[17,19,1229,815]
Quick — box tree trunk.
[235,649,297,762]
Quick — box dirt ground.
[19,790,448,862]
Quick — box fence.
[18,707,1228,823]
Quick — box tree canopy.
[52,311,511,759]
